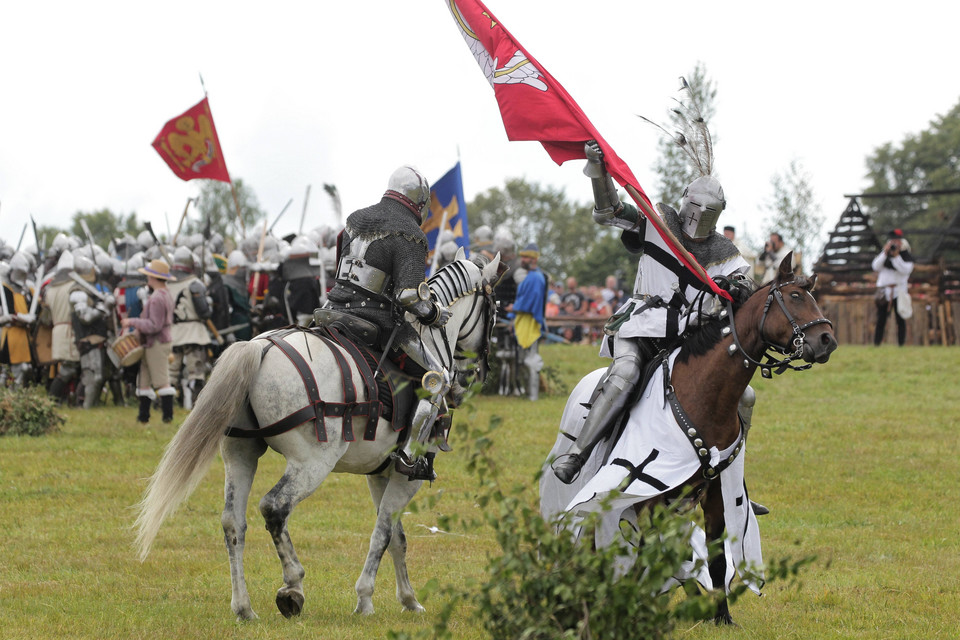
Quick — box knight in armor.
[0,252,36,388]
[69,254,117,408]
[279,235,323,326]
[223,250,253,342]
[167,246,212,409]
[490,229,524,396]
[322,166,453,481]
[43,251,84,403]
[203,252,231,352]
[552,140,752,485]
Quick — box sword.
[217,322,251,337]
[68,272,110,304]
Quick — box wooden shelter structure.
[814,197,960,345]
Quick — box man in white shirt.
[872,229,914,346]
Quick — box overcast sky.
[1,1,957,255]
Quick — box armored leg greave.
[554,338,645,484]
[738,385,756,437]
[395,393,446,481]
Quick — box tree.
[70,209,140,248]
[467,178,609,282]
[762,159,825,269]
[863,99,960,258]
[649,62,718,206]
[186,178,265,242]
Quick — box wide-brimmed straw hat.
[137,258,175,281]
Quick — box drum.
[111,333,143,367]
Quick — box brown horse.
[540,253,838,625]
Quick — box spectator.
[560,276,587,315]
[872,229,914,346]
[756,232,792,282]
[511,243,547,400]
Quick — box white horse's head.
[427,248,502,393]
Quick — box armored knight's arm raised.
[397,282,452,327]
[70,290,110,325]
[583,140,641,231]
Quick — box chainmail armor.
[657,203,740,268]
[327,195,429,335]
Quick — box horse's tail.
[134,340,264,561]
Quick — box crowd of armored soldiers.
[0,225,340,408]
[0,220,537,409]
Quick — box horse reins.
[724,279,833,377]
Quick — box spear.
[298,184,311,234]
[267,198,294,234]
[15,223,27,251]
[30,215,43,261]
[172,196,195,245]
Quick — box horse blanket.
[540,350,763,594]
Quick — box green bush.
[0,386,65,436]
[392,417,811,640]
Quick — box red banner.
[447,0,730,300]
[152,97,231,183]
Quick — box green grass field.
[1,344,958,639]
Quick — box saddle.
[225,326,416,451]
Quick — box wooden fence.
[815,261,960,346]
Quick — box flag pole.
[623,184,716,291]
[199,72,245,237]
[428,209,449,277]
[172,196,194,245]
[230,182,246,236]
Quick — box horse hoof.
[276,588,304,618]
[234,610,259,622]
[354,600,375,615]
[403,602,426,613]
[713,613,737,627]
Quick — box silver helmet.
[678,176,726,240]
[172,245,195,271]
[72,251,96,282]
[387,166,430,215]
[227,250,247,270]
[8,252,31,286]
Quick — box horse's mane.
[428,258,482,307]
[674,274,815,363]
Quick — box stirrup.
[552,453,585,485]
[393,451,436,482]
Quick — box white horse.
[134,253,501,621]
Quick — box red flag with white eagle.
[446,0,730,300]
[152,97,231,184]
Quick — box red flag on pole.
[447,0,731,300]
[152,97,231,183]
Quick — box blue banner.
[423,162,469,272]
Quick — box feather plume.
[637,76,715,178]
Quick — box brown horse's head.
[760,253,838,364]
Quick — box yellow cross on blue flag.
[422,162,470,272]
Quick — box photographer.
[756,232,792,282]
[872,229,914,346]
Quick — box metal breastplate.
[336,237,392,297]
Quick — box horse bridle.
[725,279,833,378]
[452,281,497,384]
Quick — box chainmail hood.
[344,196,427,246]
[657,203,740,268]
